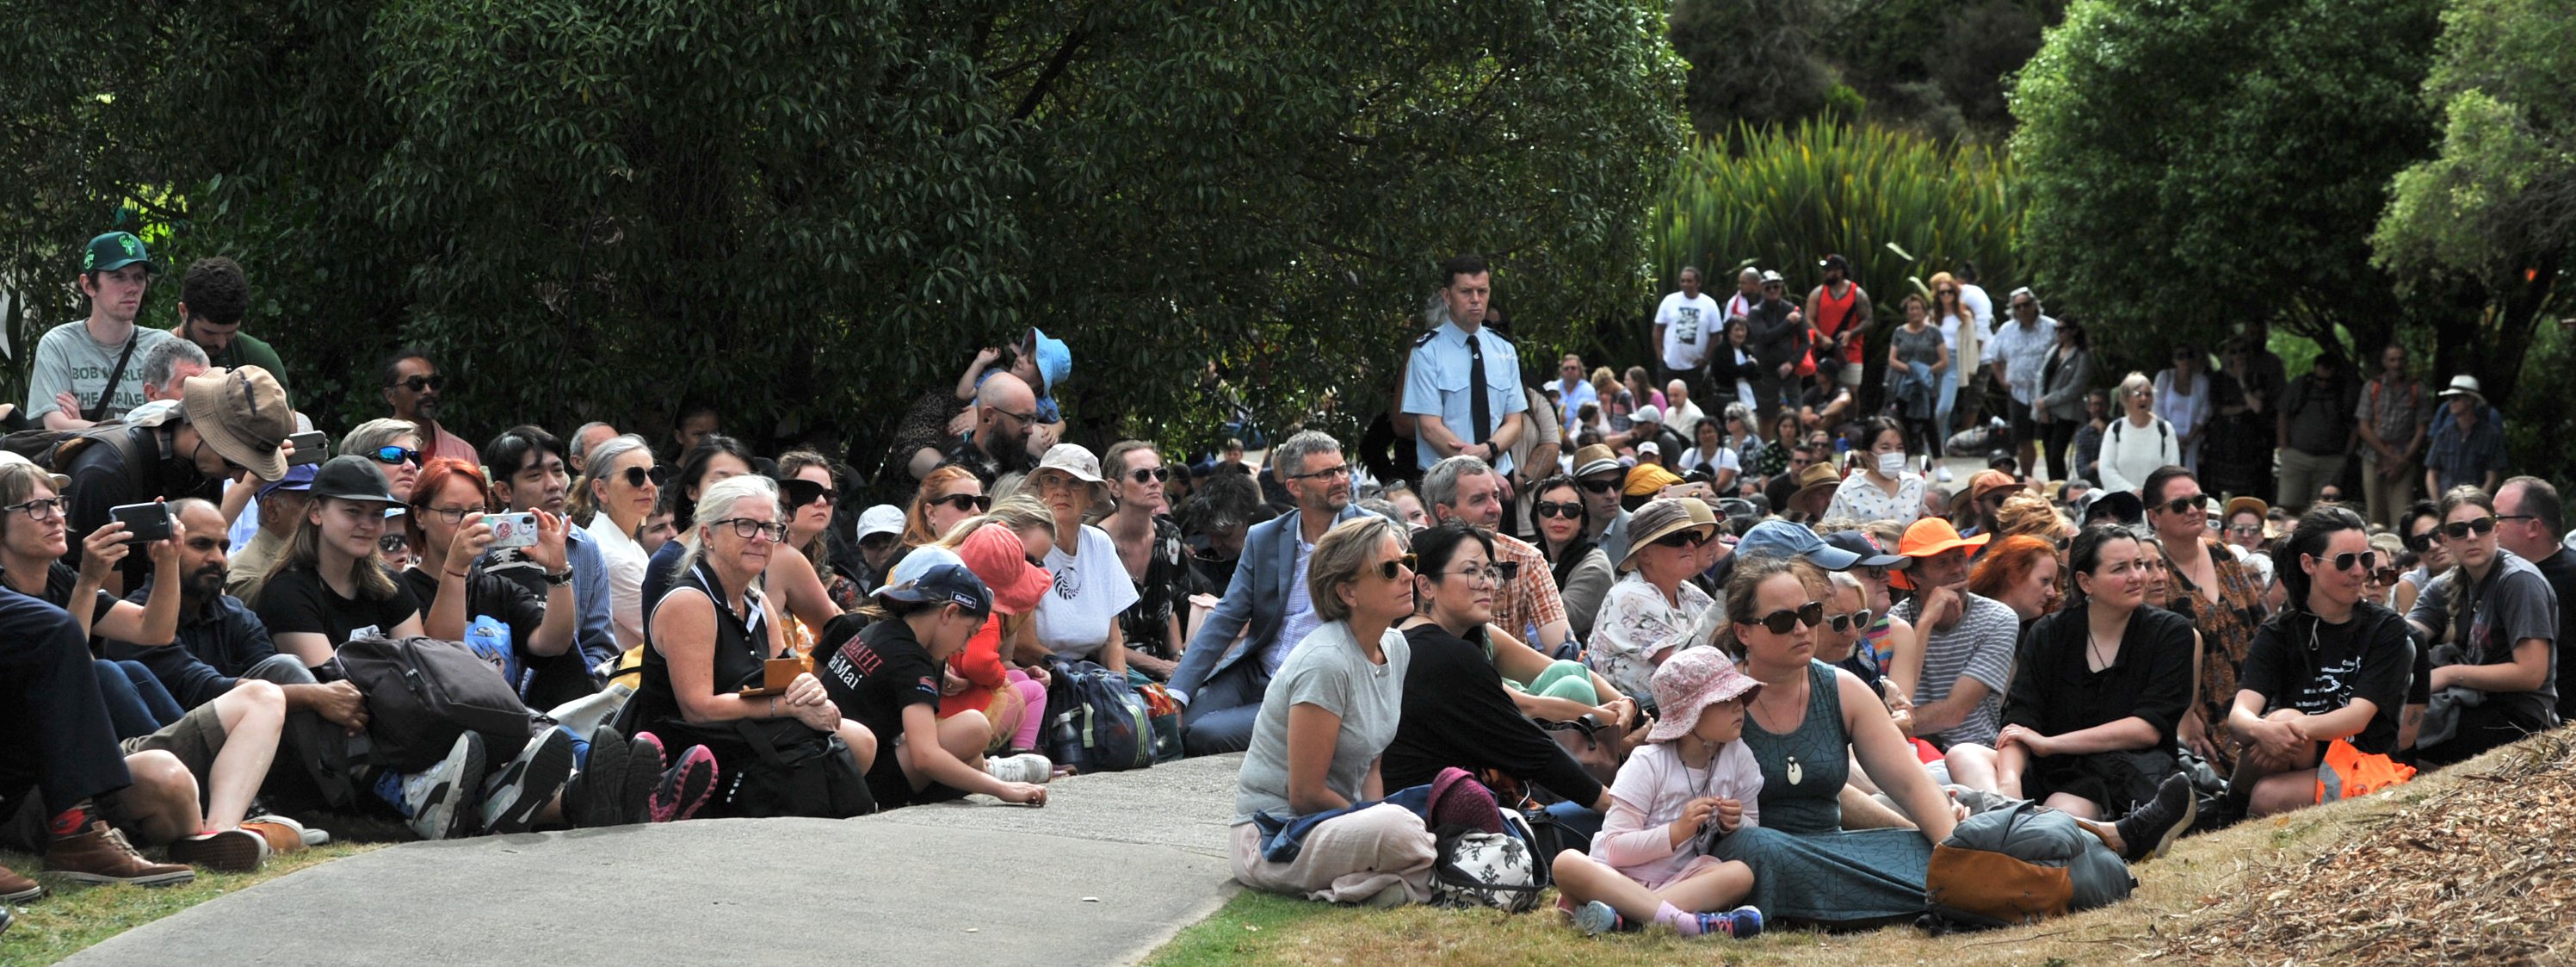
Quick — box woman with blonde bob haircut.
[1230,516,1440,905]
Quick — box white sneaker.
[404,732,488,841]
[1936,465,1955,483]
[985,753,1053,784]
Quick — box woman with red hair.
[402,457,585,705]
[1969,535,2064,631]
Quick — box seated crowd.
[3,239,2565,946]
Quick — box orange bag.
[2316,739,2415,803]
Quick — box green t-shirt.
[198,330,292,399]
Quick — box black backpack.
[336,634,542,772]
[1043,658,1152,774]
[719,720,876,818]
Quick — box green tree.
[0,0,1685,476]
[1669,0,1837,133]
[2371,0,2573,406]
[2011,0,2442,367]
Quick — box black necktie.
[1465,329,1492,446]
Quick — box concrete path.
[66,754,1247,967]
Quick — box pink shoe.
[648,745,719,822]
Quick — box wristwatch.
[543,569,575,587]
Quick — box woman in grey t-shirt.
[1230,517,1436,904]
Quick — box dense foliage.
[1643,121,2023,395]
[2010,0,2443,368]
[0,0,1686,470]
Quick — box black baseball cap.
[310,455,403,505]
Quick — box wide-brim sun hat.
[1788,462,1844,511]
[1619,497,1714,571]
[1033,443,1112,509]
[1646,647,1761,743]
[181,366,295,481]
[2436,375,2485,406]
[1573,443,1624,480]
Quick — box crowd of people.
[1,236,2564,944]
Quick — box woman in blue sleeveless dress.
[1708,557,1961,925]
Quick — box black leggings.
[1904,417,1943,460]
[2041,417,2079,482]
[2415,700,2551,767]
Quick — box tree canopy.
[2009,0,2442,365]
[0,0,1685,468]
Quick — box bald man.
[909,371,1044,484]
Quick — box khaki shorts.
[121,701,230,779]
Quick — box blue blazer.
[1167,503,1374,702]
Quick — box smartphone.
[286,431,331,467]
[486,511,539,549]
[110,503,174,542]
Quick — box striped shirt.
[1892,592,2019,747]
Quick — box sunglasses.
[2372,567,2400,585]
[1653,529,1713,549]
[1128,466,1173,484]
[1825,608,1873,634]
[2227,524,2264,536]
[1743,601,1827,635]
[2308,550,2380,573]
[371,446,423,467]
[1855,564,1891,583]
[1576,480,1619,495]
[1436,561,1523,585]
[2155,496,2205,516]
[378,534,408,554]
[388,375,446,393]
[780,478,836,510]
[2439,516,2498,540]
[620,464,672,488]
[1535,500,1584,520]
[1373,553,1420,581]
[928,493,991,513]
[2404,530,2436,552]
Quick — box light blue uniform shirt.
[1401,320,1528,474]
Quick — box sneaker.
[43,821,194,888]
[648,745,719,822]
[1,861,43,902]
[621,733,665,826]
[1573,900,1623,936]
[1935,464,1955,483]
[984,753,1052,784]
[1694,905,1764,939]
[402,732,488,841]
[240,815,313,855]
[2113,773,2198,862]
[566,724,632,829]
[166,828,271,873]
[479,727,577,834]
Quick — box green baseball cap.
[83,232,158,275]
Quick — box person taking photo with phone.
[398,457,583,705]
[61,366,296,596]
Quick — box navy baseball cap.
[873,547,994,617]
[256,463,318,499]
[1733,520,1861,571]
[1823,530,1910,569]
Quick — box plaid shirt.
[2425,412,2507,492]
[1491,531,1566,644]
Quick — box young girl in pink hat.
[1548,646,1766,939]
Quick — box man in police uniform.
[1402,253,1527,483]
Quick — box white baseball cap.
[855,504,905,542]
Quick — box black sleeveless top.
[635,560,774,741]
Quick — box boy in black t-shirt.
[818,548,1048,810]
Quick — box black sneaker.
[2114,773,2197,862]
[567,725,630,829]
[479,727,577,834]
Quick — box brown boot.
[0,861,41,902]
[44,821,195,888]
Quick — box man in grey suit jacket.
[1167,431,1374,754]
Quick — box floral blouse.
[2160,536,2264,757]
[1117,517,1202,660]
[1586,572,1714,701]
[1824,471,1926,526]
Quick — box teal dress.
[1713,660,1936,925]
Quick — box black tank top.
[636,561,773,733]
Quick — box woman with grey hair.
[341,418,425,501]
[630,475,876,819]
[578,434,661,648]
[1229,515,1438,904]
[1029,443,1136,672]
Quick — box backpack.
[1044,659,1152,773]
[1920,802,2134,933]
[1127,671,1186,765]
[1431,811,1547,912]
[0,421,148,475]
[720,720,876,818]
[335,634,543,772]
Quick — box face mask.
[1875,452,1907,477]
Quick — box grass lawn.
[1145,737,2542,967]
[1,840,386,966]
